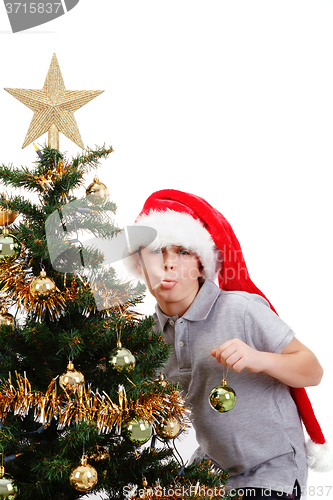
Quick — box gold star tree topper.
[5,53,104,149]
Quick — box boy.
[132,189,331,499]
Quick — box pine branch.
[71,145,114,174]
[0,164,44,192]
[0,195,44,221]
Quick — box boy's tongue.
[160,280,176,290]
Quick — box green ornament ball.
[109,342,135,373]
[0,230,20,262]
[209,383,236,413]
[122,418,153,446]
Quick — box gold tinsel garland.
[127,463,232,500]
[0,252,136,323]
[0,245,139,321]
[0,373,190,434]
[130,483,229,500]
[0,248,67,321]
[33,160,69,192]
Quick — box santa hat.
[136,188,332,472]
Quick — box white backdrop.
[0,1,332,498]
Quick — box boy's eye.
[151,249,162,254]
[178,249,190,255]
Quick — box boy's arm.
[211,337,323,388]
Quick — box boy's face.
[136,245,202,316]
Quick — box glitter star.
[5,53,104,149]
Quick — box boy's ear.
[133,251,143,275]
[135,262,143,275]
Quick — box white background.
[0,1,332,498]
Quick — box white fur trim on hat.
[136,209,221,280]
[306,440,333,472]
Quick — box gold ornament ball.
[122,418,153,446]
[0,209,17,227]
[155,372,168,387]
[0,467,17,499]
[59,361,85,392]
[0,229,21,261]
[0,309,15,330]
[30,270,56,300]
[109,342,135,373]
[69,456,98,492]
[156,417,181,439]
[209,383,236,413]
[86,176,109,203]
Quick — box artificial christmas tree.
[0,55,240,500]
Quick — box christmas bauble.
[86,176,109,203]
[88,445,110,462]
[0,467,17,499]
[122,418,152,446]
[0,209,17,227]
[209,382,236,413]
[69,455,98,492]
[0,229,20,261]
[109,342,135,373]
[29,270,56,300]
[0,308,15,330]
[59,361,85,392]
[155,372,168,387]
[156,417,181,439]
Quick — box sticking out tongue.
[160,280,177,290]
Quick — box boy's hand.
[211,339,264,373]
[211,337,323,387]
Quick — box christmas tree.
[0,54,240,500]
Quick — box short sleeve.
[244,295,294,353]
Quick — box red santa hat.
[136,188,332,472]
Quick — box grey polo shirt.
[154,279,307,494]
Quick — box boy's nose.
[164,262,174,270]
[163,253,175,269]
